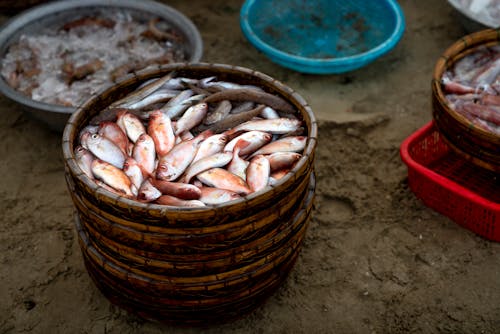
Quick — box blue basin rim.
[240,0,406,71]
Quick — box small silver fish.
[200,78,263,92]
[110,71,176,108]
[125,89,180,110]
[204,100,232,125]
[260,106,280,119]
[86,133,126,169]
[230,101,255,114]
[202,88,295,113]
[196,104,265,134]
[175,102,208,135]
[78,125,99,149]
[162,77,199,90]
[163,92,206,119]
[161,89,193,115]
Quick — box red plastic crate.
[400,121,500,241]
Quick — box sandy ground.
[1,0,499,333]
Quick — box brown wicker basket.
[432,28,500,172]
[62,63,318,325]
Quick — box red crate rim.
[400,121,499,210]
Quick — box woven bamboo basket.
[62,63,318,325]
[432,28,500,172]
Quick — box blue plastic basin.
[240,0,405,74]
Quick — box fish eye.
[91,133,99,139]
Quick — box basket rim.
[62,62,317,214]
[431,27,500,142]
[400,121,500,210]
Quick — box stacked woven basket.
[432,28,500,172]
[62,63,317,325]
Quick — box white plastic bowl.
[0,0,203,131]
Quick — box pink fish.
[179,130,194,141]
[95,180,124,197]
[156,195,206,207]
[147,110,175,156]
[461,102,500,125]
[137,179,162,202]
[227,139,250,181]
[246,155,270,192]
[91,159,133,197]
[98,121,129,155]
[250,136,306,156]
[481,94,500,106]
[197,168,251,195]
[74,145,94,179]
[224,131,272,155]
[156,137,201,181]
[266,152,301,171]
[182,152,233,183]
[268,169,290,186]
[225,118,302,136]
[150,178,202,200]
[117,110,146,143]
[441,77,477,95]
[123,157,144,196]
[132,133,156,177]
[192,133,228,163]
[198,187,241,205]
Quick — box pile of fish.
[1,10,186,108]
[75,72,306,207]
[442,45,500,135]
[449,0,500,28]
